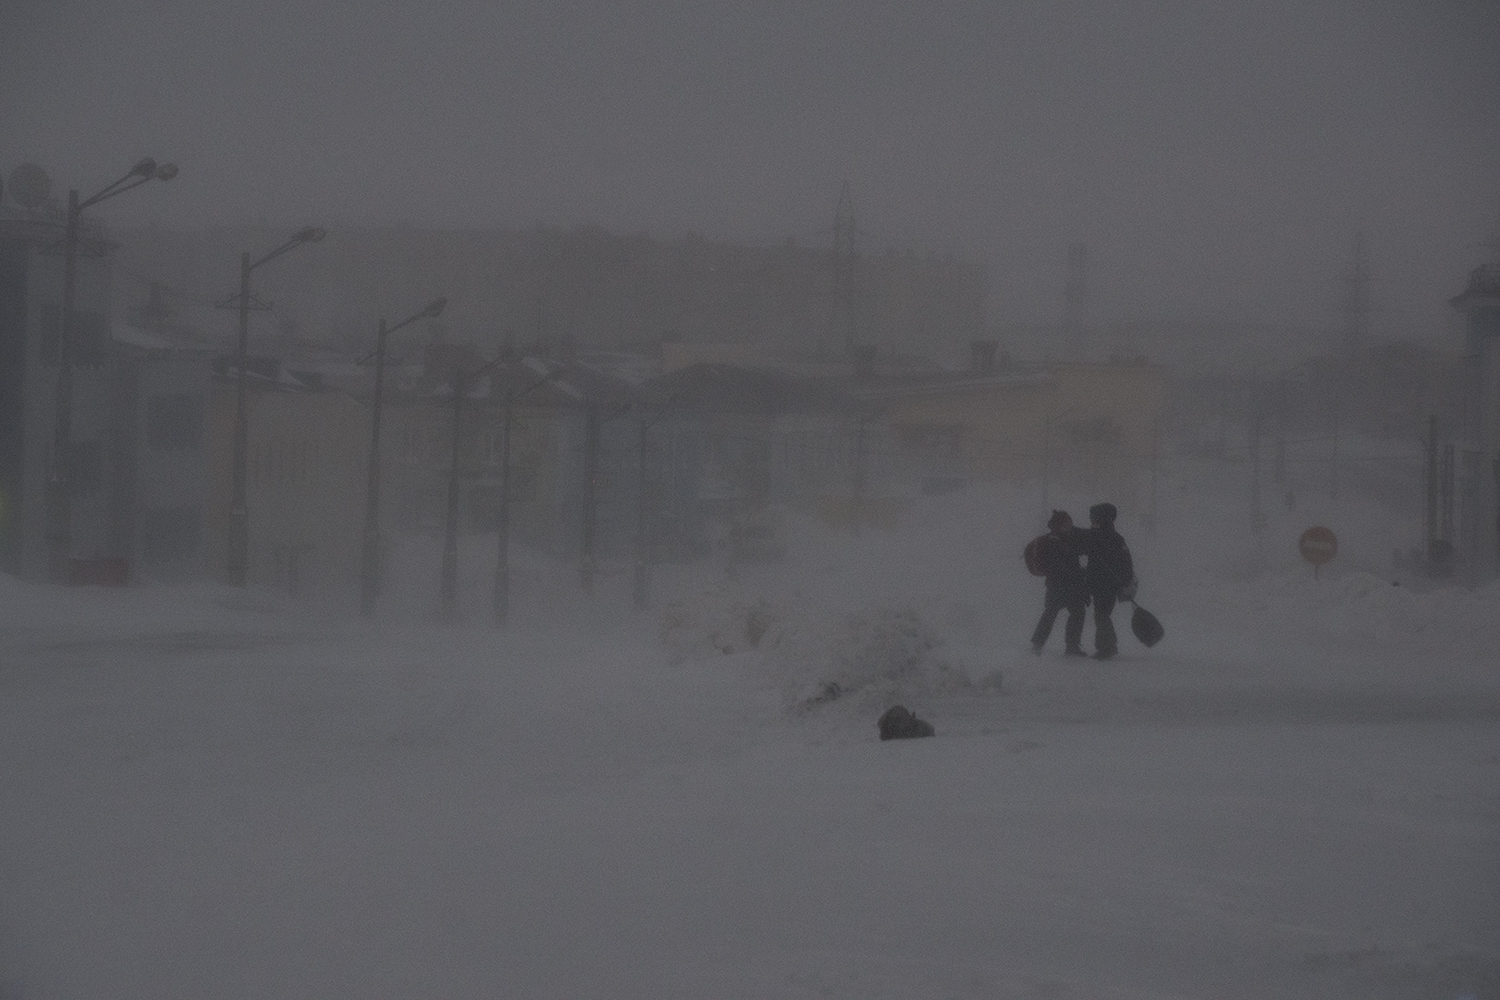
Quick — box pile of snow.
[657,582,1002,715]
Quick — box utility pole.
[1330,402,1341,502]
[493,393,516,624]
[361,298,444,616]
[1145,416,1160,536]
[228,251,254,586]
[1040,415,1052,510]
[1440,440,1455,553]
[46,189,81,584]
[1249,396,1265,566]
[46,158,178,583]
[1425,414,1439,568]
[220,226,325,587]
[439,368,468,618]
[633,415,654,610]
[579,404,601,594]
[830,182,858,357]
[361,318,388,615]
[1273,385,1287,486]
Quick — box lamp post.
[493,362,562,626]
[222,226,326,587]
[46,157,178,583]
[360,297,446,616]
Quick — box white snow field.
[2,475,1497,1000]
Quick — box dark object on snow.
[1022,535,1048,576]
[1130,602,1165,647]
[1029,515,1089,652]
[1088,502,1117,526]
[1083,505,1134,659]
[878,705,935,740]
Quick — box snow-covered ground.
[2,468,1497,1000]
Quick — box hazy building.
[1449,261,1500,582]
[112,224,988,364]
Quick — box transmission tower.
[829,181,859,356]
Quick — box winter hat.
[1047,510,1073,531]
[1088,502,1118,526]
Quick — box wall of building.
[0,231,116,580]
[114,225,988,363]
[204,380,367,595]
[883,362,1168,507]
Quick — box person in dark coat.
[1083,502,1135,660]
[1029,510,1089,656]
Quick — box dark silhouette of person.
[1029,510,1089,656]
[1083,502,1135,660]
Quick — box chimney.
[969,339,998,375]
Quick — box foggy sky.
[3,0,1498,338]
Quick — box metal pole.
[360,318,388,615]
[228,251,252,586]
[1040,416,1051,510]
[1425,415,1439,566]
[46,189,80,583]
[580,404,600,594]
[440,374,465,618]
[1249,402,1264,567]
[1329,402,1341,502]
[632,416,652,609]
[493,396,513,625]
[1493,452,1500,579]
[1273,385,1286,486]
[851,414,868,536]
[1146,416,1160,535]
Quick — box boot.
[1064,645,1088,657]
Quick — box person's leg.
[1093,592,1118,658]
[1063,599,1086,652]
[1031,596,1062,650]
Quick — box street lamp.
[360,296,446,616]
[48,158,178,583]
[221,225,326,587]
[493,361,563,626]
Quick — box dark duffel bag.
[1130,602,1165,647]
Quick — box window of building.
[146,394,203,451]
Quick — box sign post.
[1299,526,1338,579]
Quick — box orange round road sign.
[1299,526,1338,566]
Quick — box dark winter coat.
[1037,529,1089,603]
[1083,526,1134,599]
